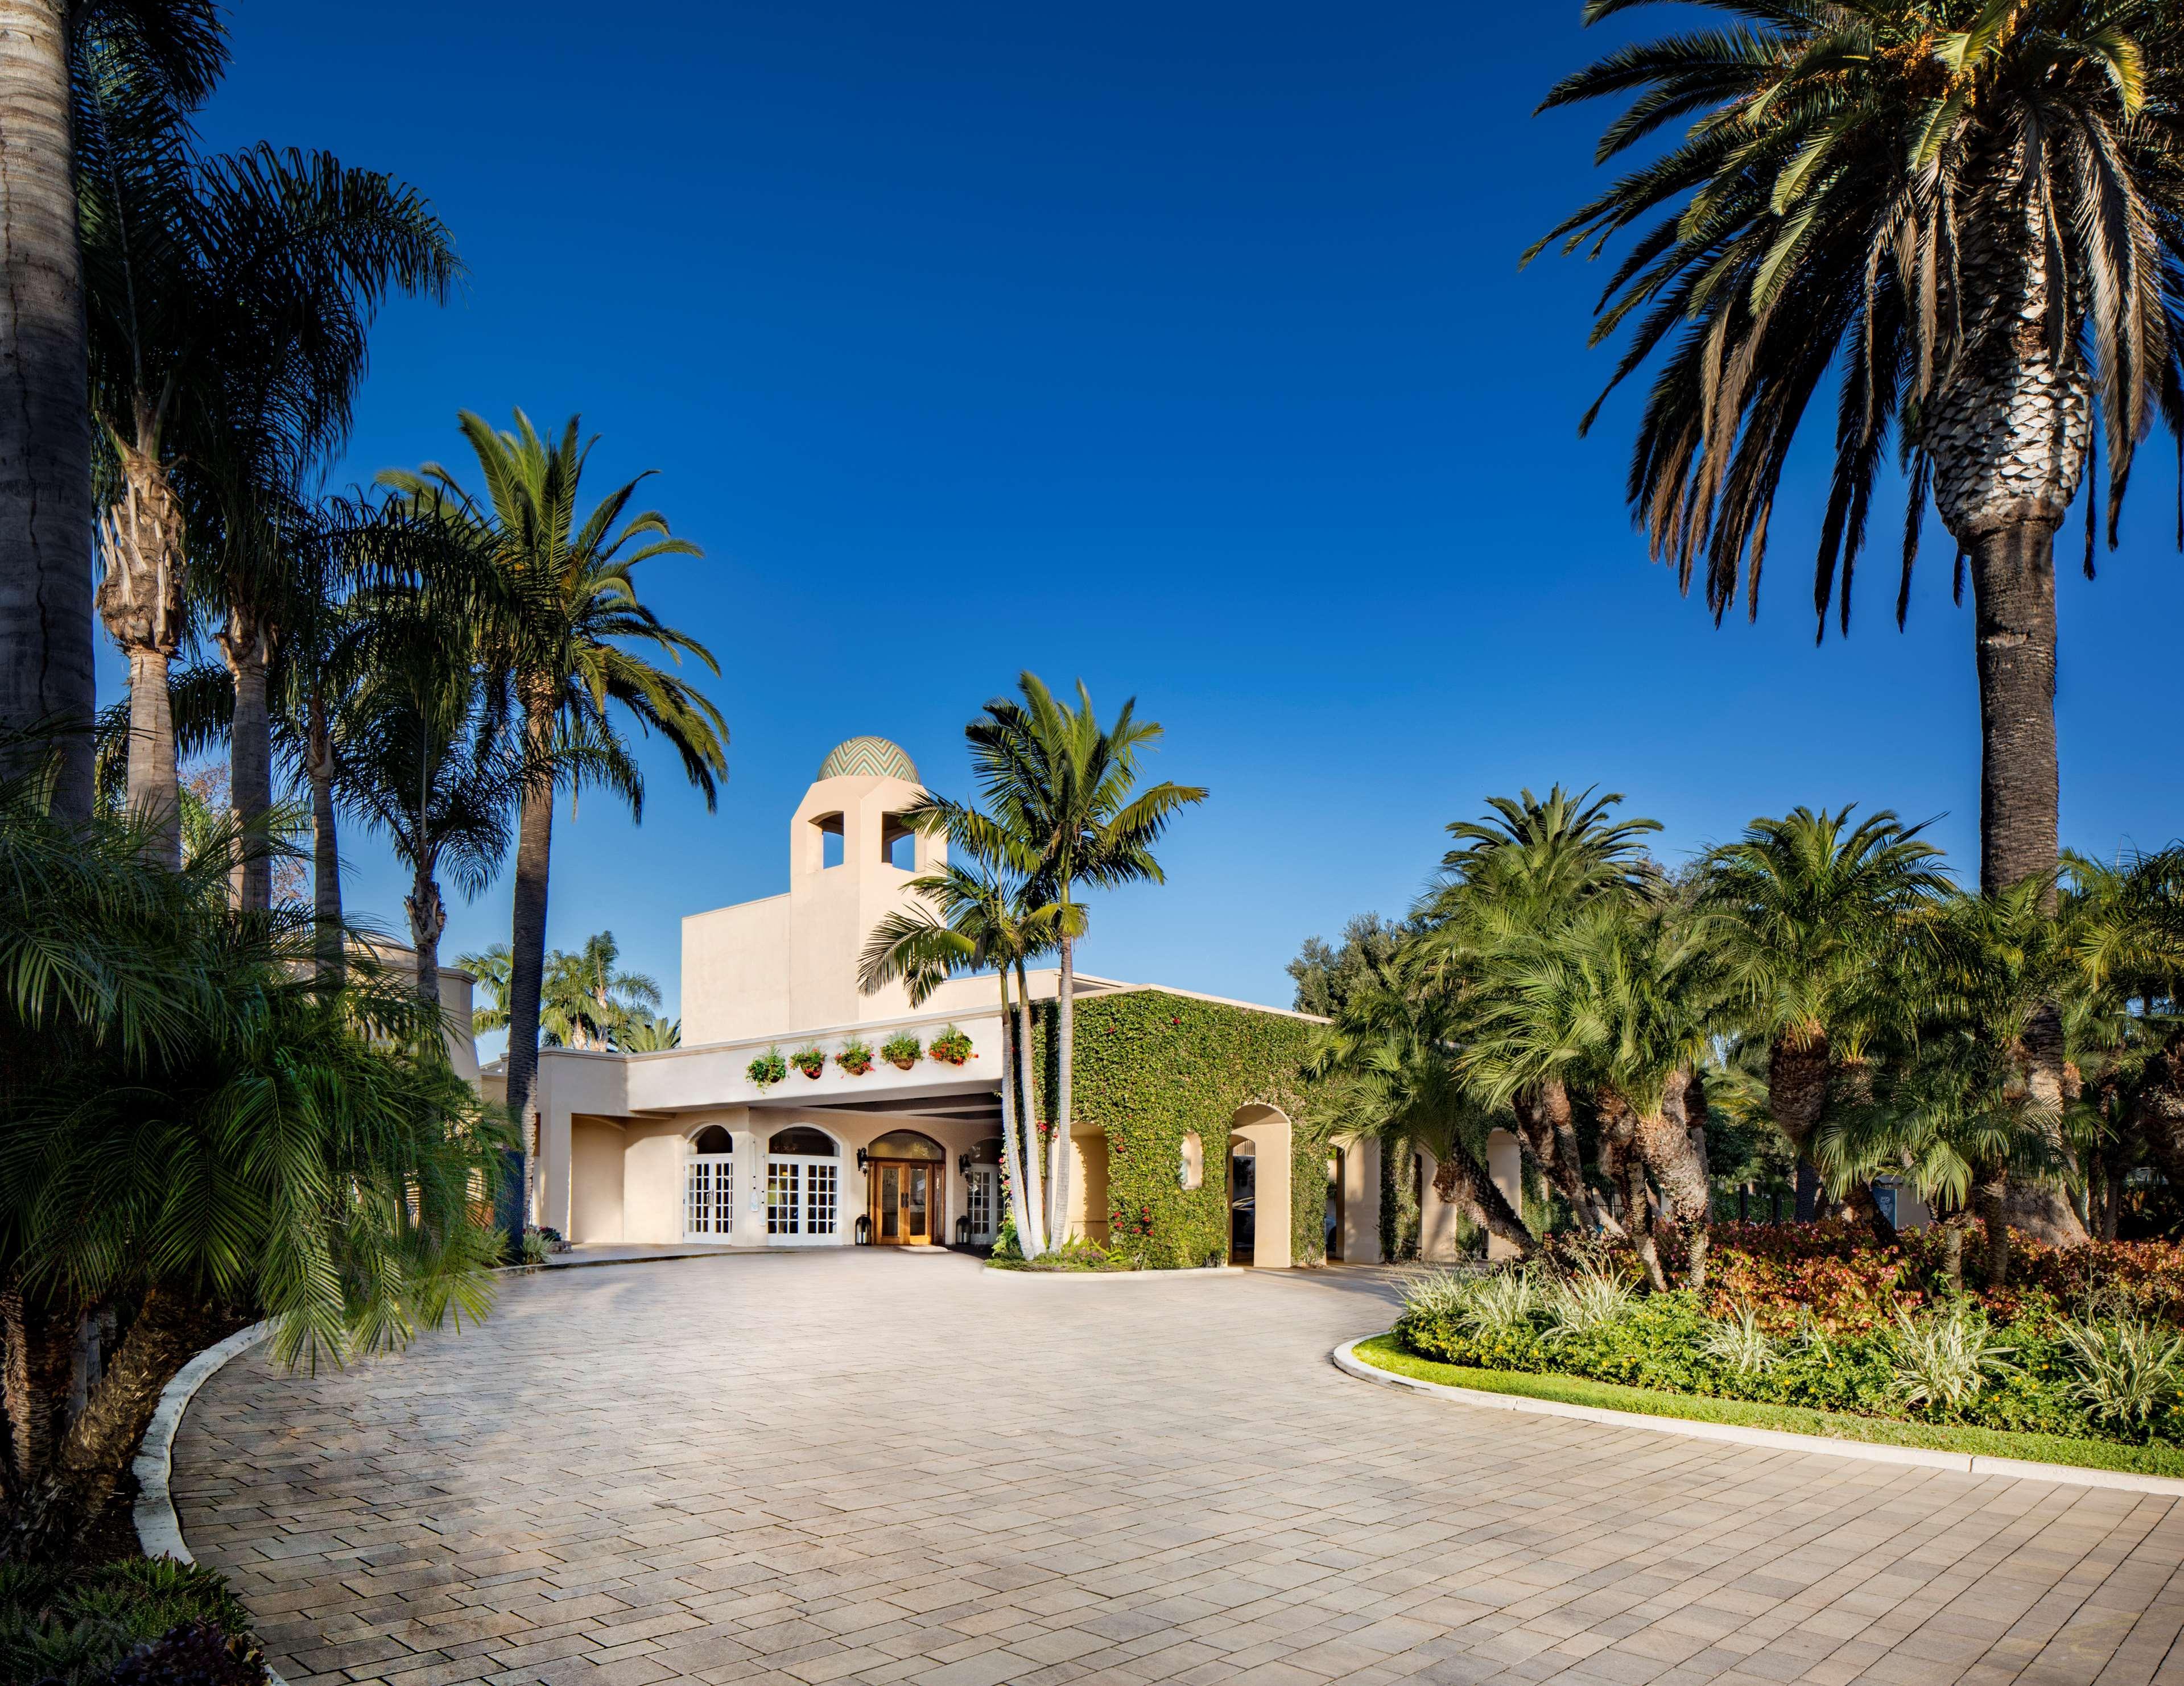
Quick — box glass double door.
[870,1160,934,1245]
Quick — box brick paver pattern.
[173,1251,2184,1686]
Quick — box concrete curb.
[984,1263,1249,1279]
[1332,1337,2184,1497]
[133,1320,292,1685]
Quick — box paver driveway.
[174,1251,2184,1686]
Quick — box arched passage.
[1227,1105,1293,1270]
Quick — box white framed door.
[965,1167,1000,1245]
[766,1155,841,1243]
[683,1154,734,1242]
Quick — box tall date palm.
[1531,1,2184,901]
[0,0,221,817]
[383,412,725,1230]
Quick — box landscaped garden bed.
[0,1558,269,1686]
[1372,1223,2184,1476]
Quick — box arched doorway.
[766,1126,840,1243]
[682,1123,734,1242]
[866,1129,944,1246]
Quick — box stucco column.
[1485,1128,1524,1262]
[735,1128,765,1246]
[1416,1150,1462,1262]
[1339,1136,1382,1264]
[541,1091,572,1241]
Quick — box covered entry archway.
[1227,1105,1293,1269]
[866,1129,944,1245]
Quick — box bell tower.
[786,737,944,1027]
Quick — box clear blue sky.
[123,1,2184,1053]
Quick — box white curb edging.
[132,1321,292,1686]
[984,1263,1249,1278]
[1332,1337,2184,1497]
[134,1321,273,1561]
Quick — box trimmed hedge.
[1030,989,1327,1269]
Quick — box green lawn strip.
[1349,1336,2184,1479]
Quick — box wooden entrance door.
[871,1162,934,1245]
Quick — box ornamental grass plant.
[1394,1241,2184,1449]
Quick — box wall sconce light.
[958,1152,972,1179]
[856,1147,869,1173]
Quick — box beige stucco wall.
[680,770,948,1046]
[1064,1126,1111,1245]
[569,1118,626,1243]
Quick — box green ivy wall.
[1030,988,1331,1269]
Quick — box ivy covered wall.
[1030,987,1331,1269]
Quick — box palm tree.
[461,942,514,1035]
[1703,807,1950,1224]
[75,22,456,882]
[0,751,503,1559]
[1311,970,1538,1259]
[860,859,1060,1257]
[0,1,220,816]
[1466,896,1728,1288]
[557,931,662,1049]
[381,411,726,1224]
[915,675,1205,1247]
[1534,2,2184,912]
[1822,882,2078,1287]
[1410,786,1661,1234]
[619,1013,680,1052]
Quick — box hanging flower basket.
[929,1026,973,1066]
[791,1044,827,1080]
[836,1038,875,1076]
[881,1031,922,1071]
[746,1047,788,1090]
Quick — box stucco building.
[520,738,1386,1267]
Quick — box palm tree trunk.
[1927,180,2088,1250]
[1428,1145,1534,1258]
[123,649,179,865]
[306,691,343,985]
[1967,520,2061,902]
[0,1284,225,1563]
[220,610,274,912]
[993,968,1037,1257]
[1768,1033,1830,1221]
[1516,1079,1620,1237]
[1048,928,1076,1244]
[0,0,98,819]
[504,695,555,1237]
[1012,958,1046,1256]
[0,1275,72,1513]
[1976,1172,2011,1290]
[1637,1072,1712,1289]
[95,435,186,864]
[406,858,445,1005]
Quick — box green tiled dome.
[816,735,918,783]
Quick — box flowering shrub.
[746,1047,788,1090]
[790,1044,827,1079]
[1540,1222,2184,1334]
[928,1026,973,1065]
[881,1032,921,1069]
[835,1038,874,1076]
[1393,1256,2184,1447]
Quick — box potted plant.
[791,1044,827,1080]
[836,1037,875,1076]
[929,1025,973,1066]
[746,1046,788,1090]
[881,1031,922,1071]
